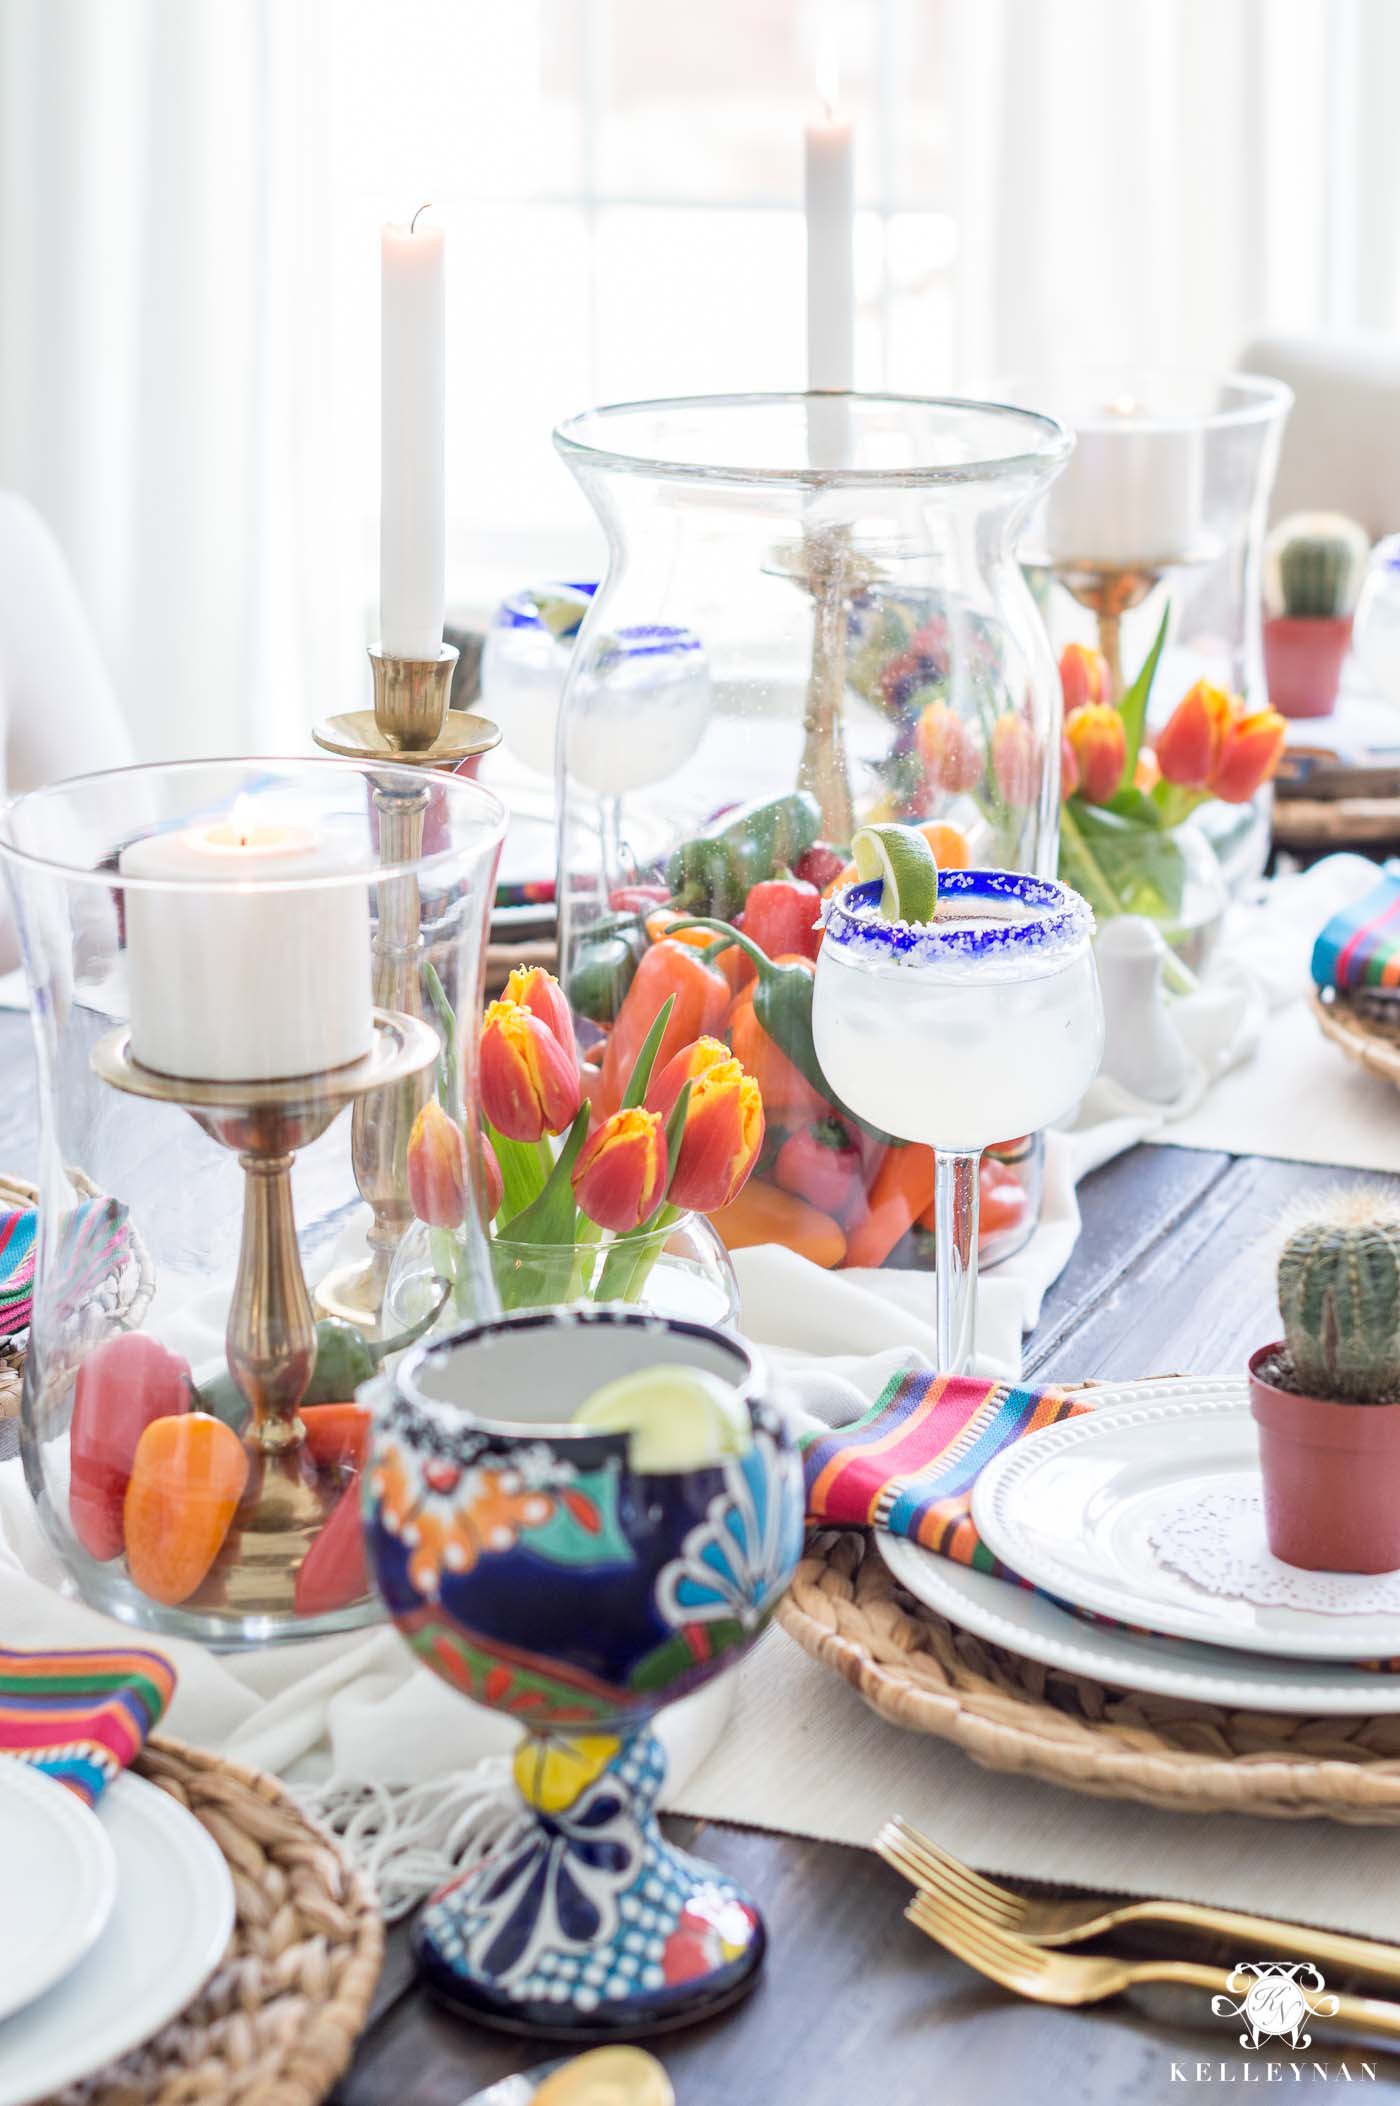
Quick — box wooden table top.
[0,1012,1395,2099]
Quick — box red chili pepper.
[610,884,672,912]
[742,877,822,962]
[775,1116,865,1219]
[794,843,847,892]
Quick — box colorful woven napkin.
[0,1193,139,1341]
[0,1644,176,1806]
[0,1206,36,1336]
[800,1367,1087,1569]
[1311,870,1400,993]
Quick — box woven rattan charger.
[1313,984,1400,1089]
[54,1738,382,2106]
[778,1529,1400,1825]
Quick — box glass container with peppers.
[554,393,1073,1277]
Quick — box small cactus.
[1269,512,1369,620]
[1277,1190,1400,1403]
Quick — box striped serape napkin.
[0,1192,139,1340]
[1311,869,1400,994]
[800,1367,1087,1570]
[0,1206,35,1336]
[0,1644,176,1806]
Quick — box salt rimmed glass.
[813,870,1104,1373]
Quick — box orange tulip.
[1059,730,1079,801]
[915,702,983,795]
[645,1036,731,1121]
[1064,703,1126,805]
[572,1107,668,1232]
[480,999,582,1142]
[408,1101,469,1228]
[1212,706,1287,803]
[1059,642,1110,712]
[1154,679,1232,790]
[668,1058,765,1214]
[991,715,1036,808]
[502,964,574,1052]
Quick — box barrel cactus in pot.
[1263,511,1370,719]
[1249,1190,1400,1571]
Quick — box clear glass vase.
[553,392,1072,1277]
[0,758,505,1647]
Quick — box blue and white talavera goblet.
[363,1308,804,2039]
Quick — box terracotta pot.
[1263,613,1353,719]
[1249,1343,1400,1572]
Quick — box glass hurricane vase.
[554,392,1072,1281]
[0,758,505,1648]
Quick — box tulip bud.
[408,1101,468,1229]
[991,715,1037,808]
[1059,642,1110,712]
[1211,706,1287,803]
[1064,703,1126,805]
[1059,730,1080,802]
[572,1107,668,1232]
[481,1135,505,1220]
[1154,679,1231,790]
[645,1036,731,1122]
[480,999,583,1142]
[668,1059,765,1213]
[1134,746,1161,793]
[502,964,574,1052]
[915,702,983,795]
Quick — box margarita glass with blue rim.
[813,869,1104,1374]
[362,1306,803,2039]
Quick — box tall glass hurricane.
[813,870,1104,1374]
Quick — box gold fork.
[876,1815,1400,1989]
[905,1890,1400,2040]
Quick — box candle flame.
[1107,394,1141,417]
[225,794,258,848]
[815,2,841,117]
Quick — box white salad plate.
[0,1762,117,2025]
[879,1375,1400,1715]
[0,1771,235,2106]
[970,1376,1400,1663]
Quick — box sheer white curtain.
[1,0,1397,762]
[949,0,1400,379]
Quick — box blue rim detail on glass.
[823,868,1094,963]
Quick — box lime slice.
[851,822,940,924]
[572,1364,751,1472]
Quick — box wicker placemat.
[54,1736,383,2106]
[778,1530,1400,1825]
[1312,986,1400,1089]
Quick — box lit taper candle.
[380,206,446,660]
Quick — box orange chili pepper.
[844,1145,935,1268]
[644,907,717,950]
[300,1402,371,1474]
[123,1413,249,1607]
[597,939,730,1116]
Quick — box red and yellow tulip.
[408,1101,469,1229]
[1064,703,1126,806]
[667,1057,765,1214]
[991,714,1037,808]
[1212,706,1288,804]
[571,1107,668,1232]
[1059,642,1110,712]
[1152,678,1233,791]
[480,998,582,1143]
[644,1035,732,1122]
[915,702,983,796]
[501,964,574,1053]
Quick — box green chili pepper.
[668,915,898,1146]
[567,930,641,1024]
[666,792,822,919]
[195,1281,450,1431]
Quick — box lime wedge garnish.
[572,1364,751,1472]
[852,822,941,924]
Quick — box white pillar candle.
[119,808,373,1083]
[1043,398,1205,570]
[380,211,446,660]
[804,107,855,395]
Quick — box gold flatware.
[904,1890,1400,2041]
[876,1815,1400,1989]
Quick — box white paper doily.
[1150,1488,1400,1616]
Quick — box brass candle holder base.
[91,1009,438,1622]
[312,646,501,1332]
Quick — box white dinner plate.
[972,1377,1400,1662]
[0,1763,117,2024]
[0,1772,234,2106]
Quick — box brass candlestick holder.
[772,525,881,846]
[314,646,501,1331]
[91,1009,438,1625]
[1050,537,1220,701]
